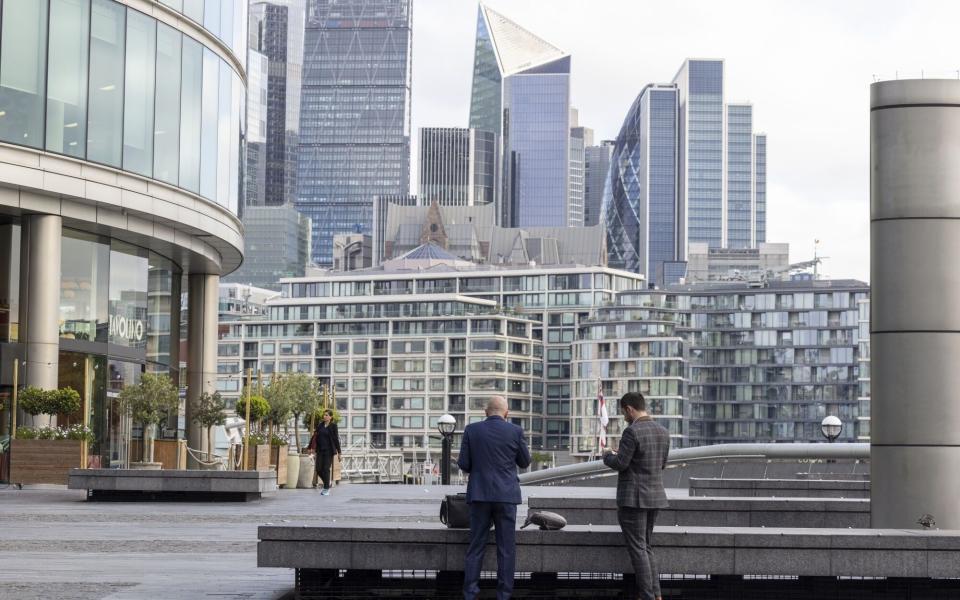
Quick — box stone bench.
[689,477,869,498]
[68,468,277,501]
[258,523,960,580]
[527,495,869,528]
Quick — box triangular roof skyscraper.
[478,4,568,76]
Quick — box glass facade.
[503,64,570,227]
[297,0,412,266]
[755,134,767,244]
[726,104,753,249]
[158,0,247,61]
[670,59,766,252]
[583,141,613,227]
[604,85,679,283]
[468,6,572,228]
[0,0,243,215]
[248,0,304,208]
[676,59,724,248]
[418,127,497,207]
[468,6,501,137]
[571,280,870,454]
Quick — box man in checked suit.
[458,395,531,600]
[603,392,670,600]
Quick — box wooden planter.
[243,444,272,471]
[129,439,187,469]
[9,439,83,485]
[271,445,288,486]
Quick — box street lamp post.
[437,414,456,485]
[821,415,842,443]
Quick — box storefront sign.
[109,315,145,342]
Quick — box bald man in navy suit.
[458,396,531,600]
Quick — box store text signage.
[109,315,145,342]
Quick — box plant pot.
[286,452,300,489]
[271,445,288,485]
[9,439,83,485]
[298,453,315,489]
[129,461,163,470]
[242,444,272,471]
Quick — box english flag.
[598,382,609,450]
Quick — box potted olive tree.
[192,391,226,468]
[116,373,179,469]
[264,378,292,484]
[10,386,89,485]
[235,393,271,470]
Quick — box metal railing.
[519,442,871,486]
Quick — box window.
[153,23,181,184]
[199,48,218,198]
[122,10,156,176]
[46,0,90,157]
[352,341,368,354]
[178,36,202,190]
[351,416,366,429]
[352,396,367,410]
[0,0,48,148]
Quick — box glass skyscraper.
[469,4,572,228]
[604,84,680,283]
[726,103,753,248]
[297,0,412,266]
[249,0,305,208]
[584,140,613,227]
[418,127,498,207]
[672,59,767,251]
[674,59,725,248]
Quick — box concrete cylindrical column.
[22,214,62,427]
[871,79,960,528]
[186,273,219,468]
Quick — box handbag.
[439,493,470,528]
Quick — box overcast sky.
[409,0,960,282]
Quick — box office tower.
[755,134,767,244]
[245,49,269,209]
[584,140,613,227]
[672,59,766,251]
[224,204,312,290]
[726,104,753,248]
[418,127,498,207]
[249,0,305,207]
[469,4,572,228]
[298,0,412,266]
[605,84,682,283]
[568,109,590,228]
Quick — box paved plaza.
[0,483,645,600]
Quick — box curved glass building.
[603,84,680,283]
[0,0,246,466]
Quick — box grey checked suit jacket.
[602,416,670,509]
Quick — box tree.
[281,373,319,452]
[19,387,81,425]
[235,394,270,432]
[264,375,292,444]
[116,373,179,463]
[192,391,226,462]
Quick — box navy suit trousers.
[463,501,517,600]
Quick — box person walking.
[603,392,670,600]
[313,409,341,496]
[458,396,531,600]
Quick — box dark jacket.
[457,415,531,505]
[311,422,341,455]
[603,415,670,509]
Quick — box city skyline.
[410,0,960,282]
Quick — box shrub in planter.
[18,387,81,424]
[235,394,270,431]
[116,373,179,464]
[192,391,226,463]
